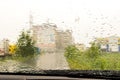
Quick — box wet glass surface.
[0,0,120,74]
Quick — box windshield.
[0,0,120,74]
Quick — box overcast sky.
[0,0,120,46]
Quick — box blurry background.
[0,0,120,46]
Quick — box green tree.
[65,45,80,58]
[15,30,35,57]
[86,42,101,59]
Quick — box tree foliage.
[64,43,120,70]
[86,42,101,59]
[65,45,80,58]
[15,30,35,57]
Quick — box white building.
[32,23,57,52]
[108,36,119,52]
[95,36,120,52]
[32,22,73,52]
[0,39,9,56]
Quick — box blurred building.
[32,23,73,52]
[55,30,73,51]
[95,36,120,52]
[108,36,119,52]
[32,23,57,52]
[94,37,109,52]
[0,39,9,56]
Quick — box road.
[36,51,70,70]
[0,51,69,72]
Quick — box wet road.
[0,51,69,72]
[36,52,70,70]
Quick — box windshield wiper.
[0,70,120,79]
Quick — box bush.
[64,45,81,59]
[85,42,101,59]
[93,57,107,70]
[64,45,92,70]
[65,43,120,70]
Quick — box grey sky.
[0,0,120,46]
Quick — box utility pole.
[28,11,33,36]
[29,12,33,30]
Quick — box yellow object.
[9,44,16,54]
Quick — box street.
[36,51,70,70]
